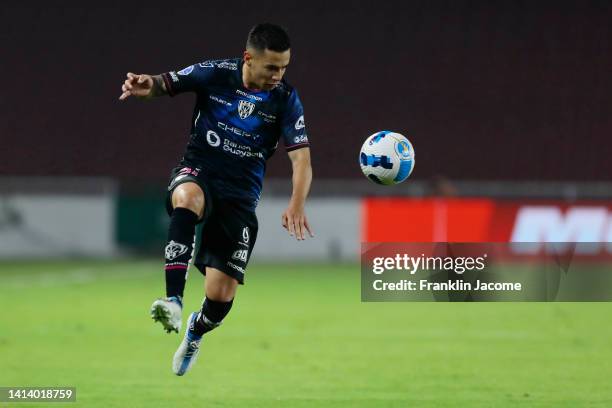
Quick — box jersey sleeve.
[161,62,215,96]
[280,89,310,151]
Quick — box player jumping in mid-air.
[119,23,313,376]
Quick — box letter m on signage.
[510,206,610,254]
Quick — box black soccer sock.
[191,298,234,336]
[164,207,199,299]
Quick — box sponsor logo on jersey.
[295,115,305,130]
[258,111,277,123]
[177,65,194,76]
[198,60,237,70]
[217,122,261,140]
[232,249,248,262]
[165,240,189,260]
[207,127,265,158]
[215,61,238,70]
[238,100,256,119]
[206,130,221,147]
[210,95,232,106]
[236,89,263,101]
[223,139,265,158]
[293,135,309,144]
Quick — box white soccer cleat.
[150,297,182,333]
[172,312,203,376]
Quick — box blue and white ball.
[359,131,415,185]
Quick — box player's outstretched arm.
[282,147,314,241]
[118,73,167,100]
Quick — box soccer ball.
[359,131,415,185]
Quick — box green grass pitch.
[1,260,612,407]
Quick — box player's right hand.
[119,73,154,100]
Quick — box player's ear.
[243,50,253,66]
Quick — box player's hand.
[119,72,154,100]
[281,205,314,241]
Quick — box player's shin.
[191,298,234,336]
[165,207,199,301]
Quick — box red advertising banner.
[362,198,612,254]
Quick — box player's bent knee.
[205,267,238,302]
[206,283,237,302]
[172,182,205,218]
[207,289,235,303]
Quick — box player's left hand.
[281,205,314,241]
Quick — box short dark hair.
[246,23,291,52]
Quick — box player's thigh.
[171,182,205,218]
[205,267,239,301]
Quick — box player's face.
[244,48,290,91]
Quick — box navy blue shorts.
[166,165,258,284]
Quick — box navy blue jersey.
[161,58,309,210]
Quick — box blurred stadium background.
[1,1,610,260]
[2,1,612,407]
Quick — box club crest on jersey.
[238,100,255,119]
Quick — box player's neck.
[241,62,263,92]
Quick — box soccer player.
[119,23,313,376]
